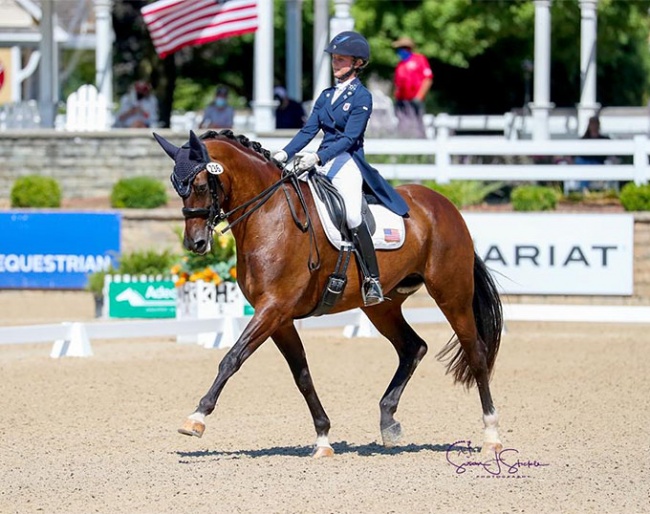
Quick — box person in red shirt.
[392,36,433,138]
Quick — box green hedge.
[110,177,168,209]
[10,175,62,208]
[619,182,650,211]
[511,185,559,212]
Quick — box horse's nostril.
[194,239,207,253]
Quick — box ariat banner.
[462,213,634,295]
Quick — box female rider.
[273,31,409,306]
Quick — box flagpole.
[253,0,275,134]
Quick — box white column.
[313,0,330,99]
[253,0,275,134]
[330,0,355,39]
[577,0,600,134]
[94,0,114,116]
[38,0,56,128]
[285,0,302,101]
[530,0,554,140]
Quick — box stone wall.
[0,129,187,199]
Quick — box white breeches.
[319,153,363,228]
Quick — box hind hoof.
[311,445,335,458]
[381,422,402,447]
[178,418,205,438]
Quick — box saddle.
[309,171,375,240]
[301,171,405,317]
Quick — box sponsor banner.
[0,212,120,289]
[108,280,176,318]
[462,213,634,295]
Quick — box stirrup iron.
[362,277,384,306]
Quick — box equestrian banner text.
[0,212,120,289]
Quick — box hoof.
[481,441,503,455]
[381,421,402,447]
[311,445,335,458]
[178,418,205,438]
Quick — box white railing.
[2,304,649,358]
[255,135,650,185]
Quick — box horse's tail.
[437,252,503,389]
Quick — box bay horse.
[154,130,504,457]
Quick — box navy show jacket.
[282,78,409,217]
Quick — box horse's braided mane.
[199,129,282,170]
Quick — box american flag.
[141,0,258,59]
[383,228,401,243]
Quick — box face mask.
[396,48,412,61]
[215,98,227,108]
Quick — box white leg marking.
[483,411,500,444]
[315,435,331,448]
[188,412,206,424]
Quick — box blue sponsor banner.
[0,212,120,289]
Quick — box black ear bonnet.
[153,131,211,198]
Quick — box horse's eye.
[194,183,209,194]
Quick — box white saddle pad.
[307,179,405,250]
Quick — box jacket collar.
[330,78,361,108]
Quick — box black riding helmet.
[325,31,370,69]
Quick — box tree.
[352,0,650,113]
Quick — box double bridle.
[181,165,315,245]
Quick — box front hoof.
[311,445,335,458]
[481,441,503,455]
[381,421,402,447]
[178,418,205,438]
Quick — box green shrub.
[85,249,179,298]
[110,177,167,208]
[511,185,559,211]
[619,182,650,211]
[423,180,505,208]
[10,175,62,208]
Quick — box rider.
[273,31,409,307]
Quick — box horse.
[154,129,504,458]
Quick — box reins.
[185,163,321,271]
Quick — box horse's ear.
[188,130,208,163]
[153,132,179,160]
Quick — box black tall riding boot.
[351,223,384,306]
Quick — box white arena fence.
[255,135,650,186]
[1,304,650,358]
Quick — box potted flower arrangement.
[171,229,237,287]
[172,227,250,339]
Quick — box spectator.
[571,115,613,191]
[391,36,433,138]
[200,86,234,129]
[274,86,306,129]
[114,81,159,128]
[575,116,610,165]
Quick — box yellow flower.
[212,274,222,285]
[170,264,182,274]
[229,267,237,279]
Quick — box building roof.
[0,0,96,49]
